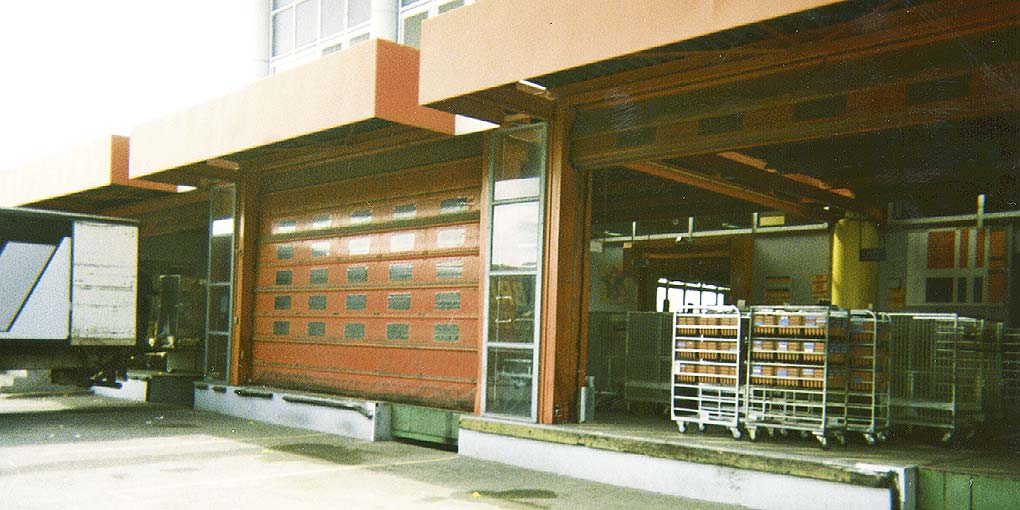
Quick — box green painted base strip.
[391,404,461,446]
[918,469,1020,510]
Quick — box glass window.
[437,260,463,280]
[310,268,329,284]
[274,0,293,9]
[308,295,327,310]
[207,286,231,333]
[394,204,417,220]
[274,296,292,310]
[435,291,461,310]
[349,32,370,44]
[272,8,296,56]
[390,263,413,281]
[209,236,233,282]
[346,294,367,310]
[351,209,372,225]
[387,323,410,340]
[400,0,418,6]
[437,228,466,248]
[276,270,293,286]
[434,324,460,342]
[274,219,298,234]
[493,130,543,201]
[402,11,427,48]
[295,0,319,47]
[440,197,468,214]
[345,322,365,339]
[307,321,326,337]
[388,293,411,310]
[485,347,534,416]
[483,123,546,420]
[348,0,371,25]
[487,274,536,344]
[273,321,290,336]
[312,214,332,229]
[491,202,540,271]
[347,266,368,283]
[277,245,294,259]
[390,232,415,252]
[320,0,344,36]
[311,241,330,257]
[348,237,370,255]
[439,0,465,14]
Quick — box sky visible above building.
[0,0,265,171]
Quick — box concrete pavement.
[0,395,748,510]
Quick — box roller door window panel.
[260,195,480,239]
[257,287,477,317]
[254,316,477,344]
[257,224,479,267]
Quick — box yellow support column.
[831,218,880,309]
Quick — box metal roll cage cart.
[744,306,849,449]
[887,313,1002,444]
[846,310,891,445]
[671,305,744,439]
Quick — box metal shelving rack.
[744,306,849,448]
[887,313,1002,443]
[1003,328,1020,426]
[671,305,744,438]
[624,312,675,405]
[845,310,890,445]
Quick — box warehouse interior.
[564,0,1020,439]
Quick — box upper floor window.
[272,0,373,59]
[399,0,472,49]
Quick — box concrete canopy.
[0,135,174,212]
[418,0,843,110]
[130,39,456,185]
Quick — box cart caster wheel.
[835,432,847,446]
[941,432,954,445]
[816,436,830,449]
[748,429,759,442]
[730,428,742,440]
[767,428,776,438]
[864,433,877,446]
[677,422,687,434]
[780,429,790,437]
[697,423,706,433]
[876,431,889,443]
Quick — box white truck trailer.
[0,207,138,385]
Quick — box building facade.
[2,0,1018,433]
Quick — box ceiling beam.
[621,160,830,221]
[559,0,1010,107]
[680,152,882,220]
[573,60,1020,169]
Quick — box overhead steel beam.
[574,60,1020,169]
[559,0,1015,107]
[621,160,829,220]
[681,152,881,220]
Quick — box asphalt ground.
[0,395,748,510]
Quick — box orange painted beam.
[622,160,822,220]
